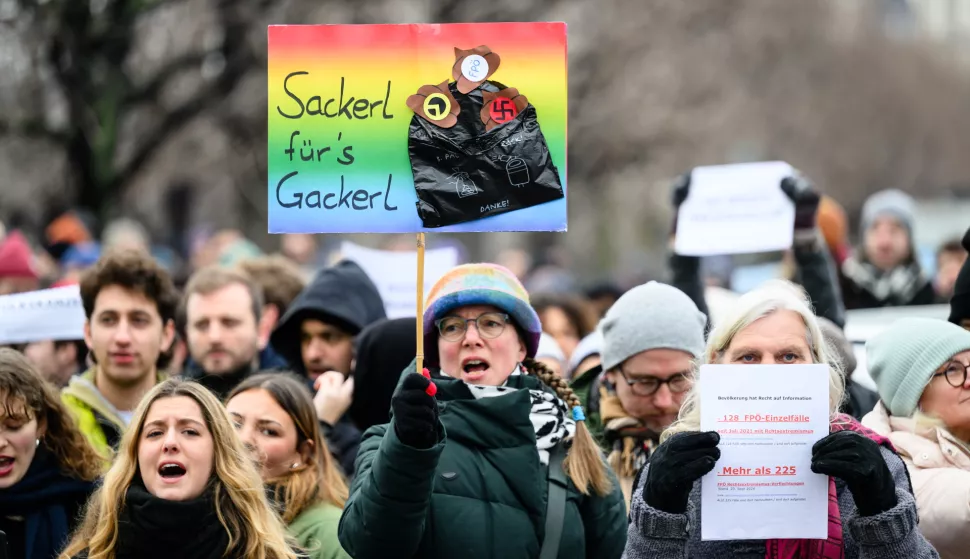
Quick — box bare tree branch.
[0,119,69,143]
[124,52,210,105]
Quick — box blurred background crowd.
[3,0,970,287]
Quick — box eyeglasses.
[435,312,511,342]
[618,368,692,397]
[932,360,969,388]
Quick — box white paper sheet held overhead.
[0,285,86,344]
[699,364,830,541]
[674,161,795,256]
[340,241,460,319]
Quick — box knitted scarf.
[465,365,575,465]
[842,255,928,306]
[765,413,896,559]
[599,383,656,480]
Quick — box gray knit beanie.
[599,281,707,371]
[866,317,970,417]
[860,189,915,238]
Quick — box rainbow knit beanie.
[423,263,542,367]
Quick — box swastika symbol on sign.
[423,93,451,121]
[489,98,518,124]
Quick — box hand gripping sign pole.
[416,233,436,396]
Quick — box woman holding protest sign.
[623,280,937,559]
[337,263,627,559]
[861,317,970,559]
[0,348,101,559]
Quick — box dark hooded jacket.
[270,259,387,478]
[350,317,417,433]
[271,260,387,370]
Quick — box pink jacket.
[862,402,970,559]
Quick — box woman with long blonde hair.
[0,348,102,559]
[226,373,350,559]
[623,280,937,559]
[338,264,627,559]
[60,378,297,559]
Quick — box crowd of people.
[0,172,969,558]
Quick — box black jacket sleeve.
[320,416,361,481]
[793,232,847,329]
[669,253,711,332]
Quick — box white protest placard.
[674,161,795,256]
[0,285,86,344]
[699,364,830,541]
[340,241,460,319]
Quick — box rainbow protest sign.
[267,23,567,233]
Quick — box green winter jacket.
[288,502,351,559]
[61,368,128,459]
[61,368,166,460]
[337,363,628,559]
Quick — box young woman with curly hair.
[0,348,103,559]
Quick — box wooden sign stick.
[415,232,426,374]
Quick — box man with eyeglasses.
[595,281,707,507]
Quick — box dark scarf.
[185,360,258,401]
[114,478,232,559]
[841,254,928,306]
[0,446,95,559]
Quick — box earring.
[35,439,40,448]
[290,462,300,469]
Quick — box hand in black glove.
[811,431,897,517]
[391,373,439,449]
[670,171,692,236]
[779,172,821,233]
[644,431,720,514]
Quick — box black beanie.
[948,226,970,327]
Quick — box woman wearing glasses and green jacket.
[862,317,970,559]
[337,263,627,559]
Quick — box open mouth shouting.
[0,456,14,477]
[158,461,187,484]
[461,357,491,382]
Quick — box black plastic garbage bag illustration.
[406,47,564,229]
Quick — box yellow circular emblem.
[423,93,451,121]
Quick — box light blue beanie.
[866,317,970,417]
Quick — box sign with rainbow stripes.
[267,23,568,233]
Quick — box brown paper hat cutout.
[406,81,460,128]
[452,46,501,94]
[480,88,529,131]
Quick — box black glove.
[670,171,692,236]
[644,431,720,514]
[391,373,439,449]
[779,172,821,233]
[811,431,897,516]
